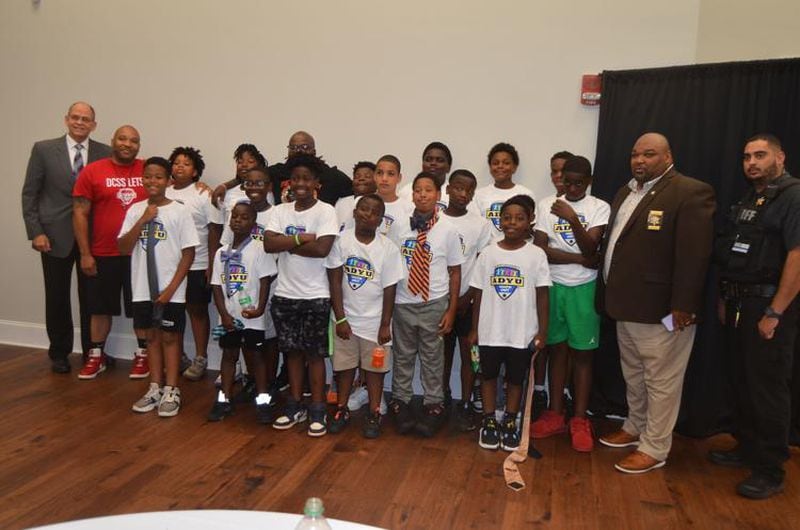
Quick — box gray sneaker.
[158,386,182,417]
[183,356,208,381]
[132,382,162,413]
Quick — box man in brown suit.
[597,133,715,473]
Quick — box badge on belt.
[647,210,663,231]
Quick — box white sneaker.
[347,386,369,411]
[158,386,181,417]
[132,382,162,413]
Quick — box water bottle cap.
[304,497,325,517]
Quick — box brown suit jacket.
[597,168,716,323]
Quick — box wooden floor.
[1,345,798,530]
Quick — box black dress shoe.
[736,474,784,499]
[708,448,746,468]
[51,358,71,374]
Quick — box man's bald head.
[630,132,674,184]
[287,130,316,158]
[64,101,97,142]
[110,125,141,165]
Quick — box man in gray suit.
[21,102,111,373]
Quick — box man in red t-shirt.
[73,125,149,380]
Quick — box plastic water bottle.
[237,288,254,312]
[295,497,332,530]
[371,346,386,369]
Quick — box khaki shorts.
[332,334,392,373]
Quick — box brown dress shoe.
[614,450,665,474]
[599,429,640,448]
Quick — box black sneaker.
[307,406,328,437]
[416,403,446,438]
[500,414,520,452]
[532,390,548,421]
[255,402,275,424]
[455,402,477,432]
[736,474,784,499]
[479,415,500,450]
[389,400,416,435]
[328,407,351,434]
[208,400,234,422]
[233,378,257,404]
[363,411,381,439]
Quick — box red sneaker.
[129,350,150,379]
[569,416,594,452]
[530,409,566,438]
[78,350,106,380]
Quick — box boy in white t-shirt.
[388,172,465,438]
[374,154,414,239]
[166,146,222,381]
[474,142,536,240]
[334,161,377,233]
[532,155,609,452]
[440,169,493,430]
[326,194,405,438]
[208,200,278,424]
[264,154,339,437]
[468,195,551,451]
[118,157,199,418]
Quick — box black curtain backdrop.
[590,58,800,438]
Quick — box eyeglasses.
[287,144,314,153]
[242,180,268,189]
[68,115,94,124]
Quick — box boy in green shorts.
[532,156,610,452]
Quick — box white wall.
[1,0,706,354]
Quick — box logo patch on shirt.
[490,265,525,300]
[117,188,138,207]
[344,256,375,290]
[224,264,249,297]
[285,225,306,236]
[381,214,396,234]
[487,202,504,231]
[250,224,265,241]
[138,220,166,250]
[401,239,432,268]
[554,215,587,246]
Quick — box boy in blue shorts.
[532,156,609,452]
[118,157,199,417]
[264,154,339,437]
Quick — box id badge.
[647,210,663,231]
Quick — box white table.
[29,510,385,530]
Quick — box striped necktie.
[72,144,84,181]
[407,214,438,301]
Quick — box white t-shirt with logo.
[119,200,200,304]
[325,229,405,343]
[390,215,466,304]
[166,185,221,270]
[470,242,552,348]
[441,211,494,296]
[473,183,536,239]
[535,194,610,286]
[210,240,278,331]
[266,201,340,300]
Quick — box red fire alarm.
[581,74,602,106]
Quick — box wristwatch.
[763,306,783,320]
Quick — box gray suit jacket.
[21,135,111,257]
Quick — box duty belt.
[720,281,777,299]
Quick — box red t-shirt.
[73,158,146,256]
